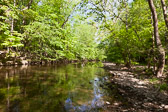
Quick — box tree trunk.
[150,14,157,74]
[61,2,79,28]
[28,0,33,9]
[148,0,165,77]
[152,35,157,74]
[8,0,16,52]
[11,0,16,35]
[161,0,168,29]
[161,0,168,48]
[124,0,131,68]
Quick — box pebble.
[161,104,165,107]
[114,102,119,106]
[164,105,168,109]
[144,99,148,102]
[106,101,110,105]
[104,77,108,80]
[117,73,122,76]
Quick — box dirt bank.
[103,63,168,112]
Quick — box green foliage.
[23,9,104,61]
[156,83,168,91]
[2,0,167,65]
[149,78,159,83]
[72,23,105,60]
[97,0,166,67]
[0,0,106,61]
[160,83,168,91]
[0,1,23,49]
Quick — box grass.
[159,83,168,91]
[149,77,159,83]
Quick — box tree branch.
[61,3,80,28]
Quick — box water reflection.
[64,77,104,112]
[0,63,107,112]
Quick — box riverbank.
[103,63,168,112]
[0,54,97,66]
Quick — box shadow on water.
[0,62,122,112]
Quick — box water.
[0,62,111,112]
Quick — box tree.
[161,0,168,29]
[161,0,168,49]
[148,0,165,77]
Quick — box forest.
[0,0,168,111]
[1,0,168,77]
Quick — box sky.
[128,0,133,3]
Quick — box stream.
[0,62,117,112]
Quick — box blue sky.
[128,0,133,3]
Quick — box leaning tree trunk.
[148,0,165,77]
[161,0,168,49]
[161,0,168,28]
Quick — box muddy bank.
[103,63,168,112]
